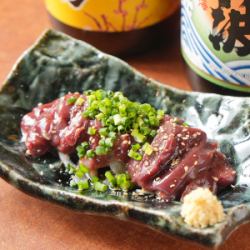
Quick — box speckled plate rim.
[1,156,249,248]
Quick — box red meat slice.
[21,92,236,202]
[81,132,132,172]
[128,116,207,189]
[210,151,236,188]
[21,93,88,156]
[152,141,216,201]
[181,171,217,200]
[128,116,236,201]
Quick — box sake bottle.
[45,0,179,56]
[181,0,250,96]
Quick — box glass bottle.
[45,0,179,56]
[181,0,250,96]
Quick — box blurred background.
[0,0,189,90]
[0,1,249,250]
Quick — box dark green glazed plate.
[0,30,249,247]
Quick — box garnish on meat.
[21,90,236,202]
[181,188,225,228]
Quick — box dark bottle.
[45,0,179,56]
[181,0,250,96]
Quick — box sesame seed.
[170,184,175,188]
[194,161,198,165]
[212,176,219,181]
[184,166,188,172]
[171,158,180,166]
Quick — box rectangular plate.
[0,29,250,247]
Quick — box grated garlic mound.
[181,188,225,228]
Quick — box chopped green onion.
[75,97,85,106]
[109,132,116,139]
[142,142,153,155]
[117,125,124,132]
[86,149,95,159]
[95,113,104,120]
[157,110,165,120]
[149,115,159,126]
[76,142,89,158]
[94,182,108,192]
[150,130,157,137]
[99,106,109,114]
[119,104,127,115]
[113,114,125,125]
[108,125,115,132]
[116,174,126,187]
[128,149,142,161]
[87,127,96,135]
[104,137,114,148]
[99,138,106,146]
[78,180,89,191]
[115,173,133,190]
[67,97,77,105]
[82,110,92,118]
[95,145,108,155]
[131,129,146,143]
[91,176,99,183]
[77,90,165,161]
[79,163,89,174]
[75,163,89,178]
[131,143,141,151]
[140,126,151,136]
[67,163,76,174]
[99,128,108,136]
[75,169,84,178]
[105,171,116,187]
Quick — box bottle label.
[45,0,178,32]
[181,0,250,92]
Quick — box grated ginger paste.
[181,188,225,228]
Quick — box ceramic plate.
[0,30,250,247]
